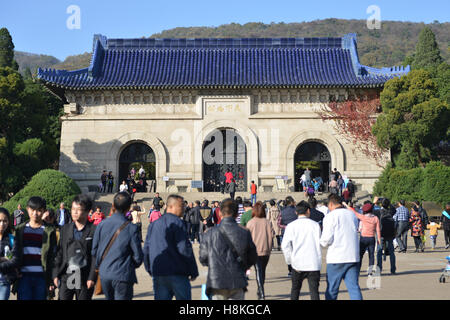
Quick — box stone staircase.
[92,189,372,214]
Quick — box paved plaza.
[93,217,450,301]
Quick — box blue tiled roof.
[37,33,409,91]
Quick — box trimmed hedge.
[2,169,81,218]
[374,161,450,207]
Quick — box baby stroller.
[438,256,450,283]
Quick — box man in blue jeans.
[92,192,143,300]
[393,200,410,253]
[144,195,198,300]
[320,194,362,300]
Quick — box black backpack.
[380,211,396,240]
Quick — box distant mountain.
[150,19,450,68]
[14,51,61,74]
[15,19,450,75]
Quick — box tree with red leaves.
[318,94,388,167]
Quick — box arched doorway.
[202,129,247,192]
[119,142,156,192]
[294,141,331,192]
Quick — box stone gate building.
[37,33,409,194]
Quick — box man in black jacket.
[189,201,201,243]
[376,198,397,275]
[199,198,257,300]
[53,194,97,300]
[280,196,297,277]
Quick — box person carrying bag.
[94,221,130,295]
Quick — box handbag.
[94,220,130,295]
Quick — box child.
[13,197,57,300]
[427,219,441,250]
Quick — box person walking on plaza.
[442,203,450,249]
[250,181,257,206]
[12,197,58,300]
[376,198,397,275]
[307,198,325,229]
[130,204,146,243]
[427,219,441,250]
[56,202,71,228]
[394,200,410,253]
[303,168,312,187]
[235,196,245,224]
[413,200,429,251]
[344,202,381,274]
[228,179,236,200]
[267,200,282,251]
[280,196,297,277]
[199,198,257,300]
[0,208,16,300]
[52,194,97,300]
[224,169,233,188]
[199,200,214,242]
[282,201,322,300]
[144,195,198,300]
[410,206,424,253]
[189,201,201,243]
[320,194,362,300]
[153,192,163,211]
[91,192,143,300]
[239,200,254,228]
[328,179,338,195]
[246,202,273,300]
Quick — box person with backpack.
[0,208,17,300]
[413,200,429,251]
[52,194,97,300]
[376,198,397,275]
[306,184,315,200]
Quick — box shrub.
[374,161,449,206]
[2,169,81,219]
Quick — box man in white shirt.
[320,194,362,300]
[281,201,322,300]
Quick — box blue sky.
[0,0,448,61]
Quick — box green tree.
[412,26,443,72]
[0,28,63,201]
[372,69,450,169]
[0,28,18,70]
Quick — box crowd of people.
[0,186,449,301]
